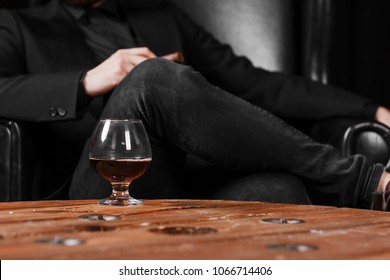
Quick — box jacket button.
[58,107,67,117]
[49,107,57,117]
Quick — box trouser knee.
[125,58,188,99]
[103,58,198,122]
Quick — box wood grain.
[0,200,389,259]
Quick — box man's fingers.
[118,47,157,58]
[128,55,149,66]
[161,51,184,63]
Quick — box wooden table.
[0,199,390,260]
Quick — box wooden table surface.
[0,199,390,260]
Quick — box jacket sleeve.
[169,3,379,123]
[0,9,82,122]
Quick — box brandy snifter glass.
[89,119,152,206]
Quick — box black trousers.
[69,58,383,208]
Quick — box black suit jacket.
[0,0,379,198]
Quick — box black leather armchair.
[1,0,390,202]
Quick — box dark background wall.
[328,0,390,107]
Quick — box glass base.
[98,196,142,206]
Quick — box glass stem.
[110,182,132,201]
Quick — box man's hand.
[83,48,184,97]
[375,106,390,128]
[83,47,156,97]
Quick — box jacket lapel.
[120,0,182,57]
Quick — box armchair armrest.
[341,122,390,170]
[308,118,390,170]
[0,119,33,201]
